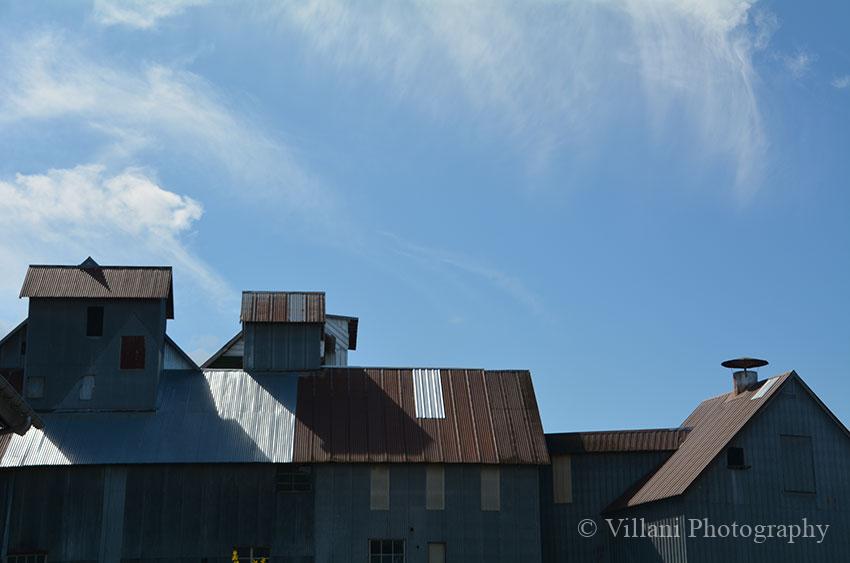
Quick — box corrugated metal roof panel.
[292,368,548,464]
[20,263,174,318]
[546,428,690,455]
[240,291,325,323]
[413,369,446,418]
[611,372,794,509]
[0,370,297,466]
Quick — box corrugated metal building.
[1,258,849,562]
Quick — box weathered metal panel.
[162,334,198,370]
[0,320,26,370]
[240,291,325,323]
[547,428,690,455]
[413,369,446,419]
[243,322,321,371]
[315,463,542,563]
[24,297,167,412]
[619,373,793,508]
[292,368,548,464]
[0,370,297,466]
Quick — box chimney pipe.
[721,358,768,395]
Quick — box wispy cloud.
[379,231,544,319]
[0,31,332,218]
[268,0,770,195]
[0,164,232,305]
[783,49,815,79]
[832,75,850,90]
[92,0,208,29]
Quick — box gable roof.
[240,291,325,323]
[201,330,243,368]
[0,319,26,351]
[20,260,174,318]
[547,428,690,455]
[0,367,548,467]
[164,334,199,370]
[607,371,837,510]
[293,368,548,464]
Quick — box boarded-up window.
[781,435,816,493]
[86,306,104,337]
[428,542,446,563]
[80,375,95,400]
[25,376,44,399]
[552,455,573,504]
[480,466,500,511]
[371,465,389,510]
[120,336,145,370]
[426,464,445,510]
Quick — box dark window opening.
[323,333,336,365]
[727,446,747,469]
[120,336,145,370]
[86,306,104,337]
[7,553,47,563]
[369,539,405,562]
[275,465,311,492]
[232,546,269,562]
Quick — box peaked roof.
[241,291,325,323]
[20,258,174,318]
[0,367,548,467]
[607,371,848,511]
[547,428,690,455]
[293,368,549,464]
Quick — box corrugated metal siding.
[413,368,446,418]
[617,372,794,508]
[546,428,690,455]
[240,291,325,323]
[293,368,549,464]
[0,370,297,466]
[163,335,198,370]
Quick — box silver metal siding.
[0,369,298,466]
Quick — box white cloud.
[783,50,815,79]
[0,164,232,305]
[92,0,208,29]
[831,75,850,90]
[268,0,769,195]
[0,31,331,219]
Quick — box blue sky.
[1,1,848,433]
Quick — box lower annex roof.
[0,367,548,467]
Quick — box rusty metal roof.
[546,428,690,455]
[20,260,174,318]
[293,368,549,464]
[240,291,325,323]
[610,372,797,510]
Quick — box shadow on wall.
[293,368,433,461]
